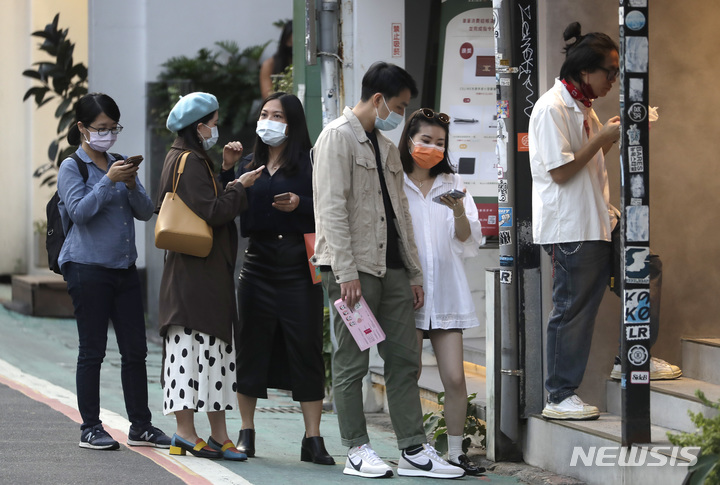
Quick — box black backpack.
[46,153,121,274]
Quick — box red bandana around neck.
[561,78,593,108]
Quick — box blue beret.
[166,92,219,132]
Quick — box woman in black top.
[221,92,333,465]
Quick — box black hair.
[67,93,121,146]
[559,22,619,83]
[246,92,311,177]
[399,109,454,177]
[177,110,217,169]
[360,61,418,102]
[272,20,293,74]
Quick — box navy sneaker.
[79,424,120,450]
[127,425,172,448]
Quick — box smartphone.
[124,155,144,167]
[274,192,292,202]
[432,189,466,204]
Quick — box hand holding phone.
[124,155,143,167]
[273,192,292,202]
[432,189,465,204]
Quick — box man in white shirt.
[529,24,621,420]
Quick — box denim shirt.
[57,147,154,270]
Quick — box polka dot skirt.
[162,325,237,415]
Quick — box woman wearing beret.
[156,92,263,460]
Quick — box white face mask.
[374,96,404,131]
[256,119,288,147]
[83,131,117,152]
[199,124,219,150]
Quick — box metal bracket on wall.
[501,369,524,377]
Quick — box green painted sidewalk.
[0,283,527,484]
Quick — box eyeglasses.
[596,66,620,82]
[86,124,124,136]
[418,108,450,124]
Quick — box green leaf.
[58,111,76,134]
[41,174,56,187]
[38,95,56,108]
[23,86,48,102]
[434,434,448,454]
[22,69,42,80]
[462,437,472,454]
[48,140,58,162]
[686,454,718,485]
[55,98,72,118]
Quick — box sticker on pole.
[628,344,649,366]
[626,324,650,341]
[625,247,650,284]
[500,270,512,284]
[498,207,512,227]
[630,371,650,384]
[626,205,649,242]
[624,289,650,324]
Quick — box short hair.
[360,62,418,102]
[246,92,311,177]
[398,109,454,177]
[559,22,618,83]
[67,93,121,146]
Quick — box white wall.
[88,0,293,268]
[0,0,87,275]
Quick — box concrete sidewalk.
[0,282,560,484]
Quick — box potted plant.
[23,13,88,188]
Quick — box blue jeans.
[64,263,152,431]
[542,241,611,404]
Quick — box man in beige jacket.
[312,62,463,480]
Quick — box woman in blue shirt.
[57,93,170,451]
[221,92,333,465]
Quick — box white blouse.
[403,172,483,331]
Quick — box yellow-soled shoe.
[207,437,247,461]
[169,434,222,459]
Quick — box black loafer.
[449,454,485,476]
[237,429,256,457]
[300,434,335,465]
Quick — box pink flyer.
[333,297,386,351]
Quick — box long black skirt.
[235,233,325,402]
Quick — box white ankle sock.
[447,435,463,462]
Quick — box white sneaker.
[344,443,393,478]
[542,395,599,420]
[397,443,465,479]
[650,357,682,379]
[610,357,682,380]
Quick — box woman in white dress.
[399,108,485,476]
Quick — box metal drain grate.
[256,406,303,414]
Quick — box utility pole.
[491,0,539,461]
[619,0,651,446]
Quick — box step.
[606,376,720,433]
[418,337,486,368]
[463,337,486,367]
[368,363,486,421]
[524,413,696,485]
[3,274,74,318]
[682,338,720,386]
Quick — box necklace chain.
[409,175,432,188]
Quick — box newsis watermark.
[569,446,700,467]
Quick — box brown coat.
[156,139,247,344]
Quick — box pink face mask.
[83,130,117,152]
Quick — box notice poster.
[437,2,496,199]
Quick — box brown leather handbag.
[155,151,217,257]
